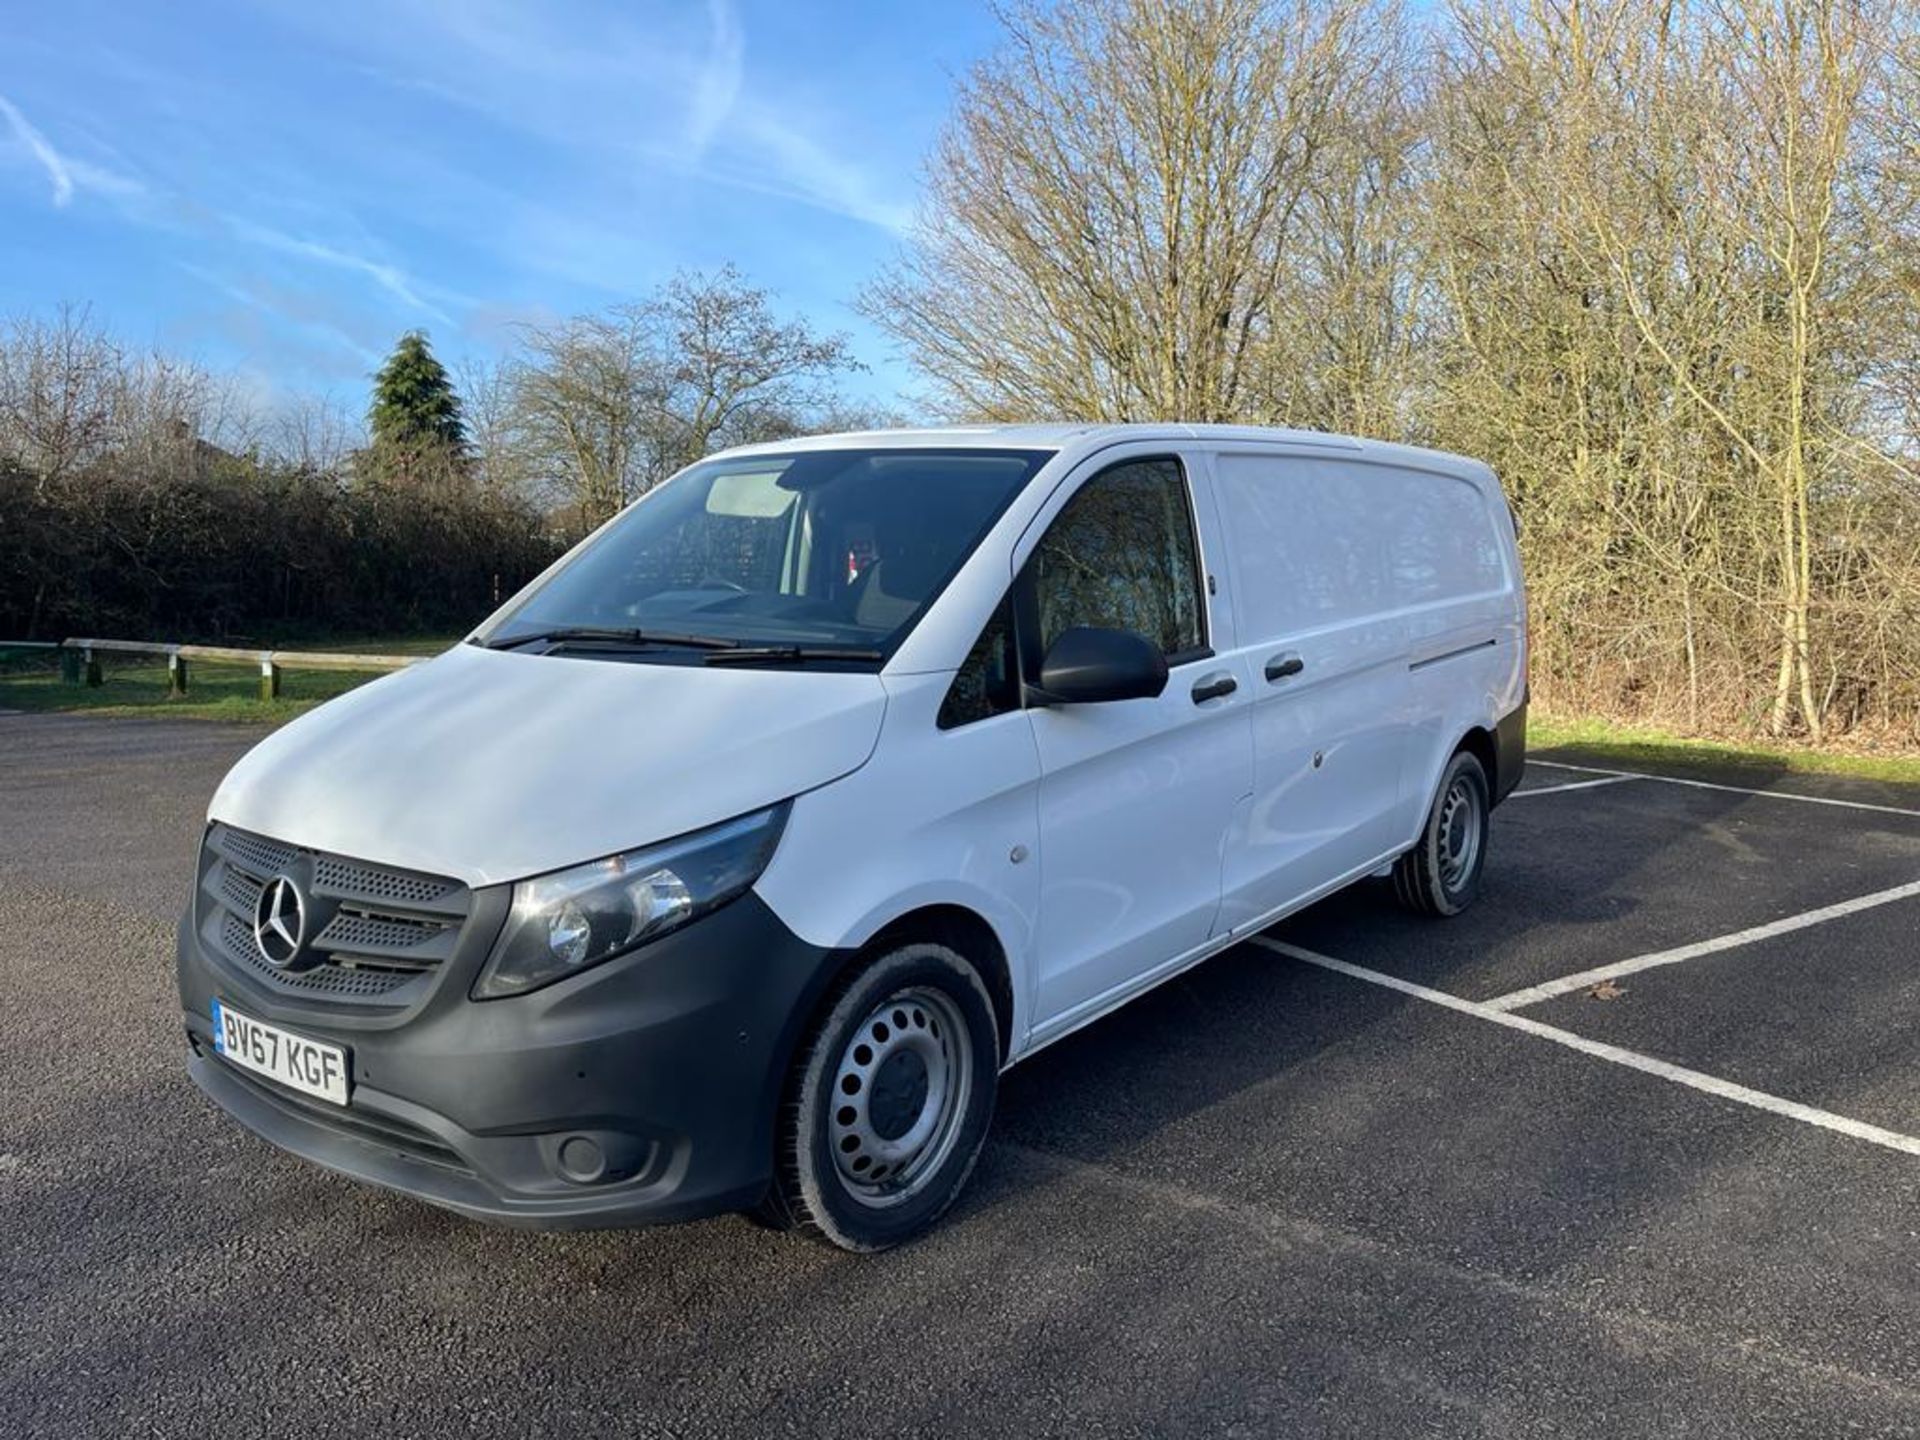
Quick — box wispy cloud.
[0,90,148,213]
[176,261,383,367]
[292,1,913,234]
[0,93,450,323]
[0,92,74,206]
[225,217,452,322]
[685,0,744,156]
[0,0,935,406]
[0,86,461,331]
[724,107,915,234]
[669,4,913,232]
[0,94,449,330]
[666,3,914,234]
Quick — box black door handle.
[1191,672,1238,704]
[1264,652,1305,682]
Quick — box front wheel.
[764,942,999,1251]
[1393,750,1490,917]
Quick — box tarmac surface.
[5,712,1920,1437]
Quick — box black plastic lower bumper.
[1493,696,1528,805]
[178,890,845,1229]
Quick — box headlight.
[472,802,790,999]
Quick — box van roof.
[717,423,1490,478]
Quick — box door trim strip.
[1409,637,1496,672]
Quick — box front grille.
[311,855,459,908]
[201,823,473,1006]
[219,828,299,881]
[314,911,444,962]
[219,860,263,917]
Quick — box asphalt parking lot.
[5,714,1920,1438]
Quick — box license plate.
[212,1000,349,1106]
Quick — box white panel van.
[177,425,1527,1250]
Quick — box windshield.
[480,447,1051,663]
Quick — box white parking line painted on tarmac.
[1507,775,1643,798]
[1530,760,1920,819]
[1250,935,1920,1159]
[1481,880,1920,1012]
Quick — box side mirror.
[1028,626,1169,705]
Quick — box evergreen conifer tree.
[368,331,466,454]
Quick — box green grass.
[0,636,458,723]
[1529,713,1920,787]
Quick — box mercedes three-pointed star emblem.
[252,874,308,967]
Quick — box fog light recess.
[556,1135,607,1184]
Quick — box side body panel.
[1397,462,1529,830]
[1203,447,1419,932]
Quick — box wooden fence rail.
[62,638,424,699]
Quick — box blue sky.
[0,0,1004,420]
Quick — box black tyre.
[1392,750,1490,917]
[763,942,999,1252]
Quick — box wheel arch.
[857,904,1016,1065]
[767,900,1017,1148]
[754,901,1015,1228]
[1456,724,1499,799]
[1409,722,1499,833]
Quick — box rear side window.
[1024,457,1207,659]
[1213,455,1507,637]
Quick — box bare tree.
[508,267,860,527]
[270,393,360,476]
[0,304,121,487]
[1263,6,1431,436]
[657,267,860,462]
[508,304,662,523]
[456,356,533,498]
[865,0,1400,423]
[111,354,264,475]
[1417,0,1920,739]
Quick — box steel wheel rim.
[828,985,973,1209]
[1438,775,1482,892]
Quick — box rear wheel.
[1393,750,1490,917]
[763,941,999,1251]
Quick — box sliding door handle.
[1191,672,1238,705]
[1264,652,1305,682]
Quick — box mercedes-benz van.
[178,424,1527,1250]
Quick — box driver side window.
[1027,457,1207,660]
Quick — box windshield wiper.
[481,626,741,652]
[703,645,886,665]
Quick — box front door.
[1022,454,1252,1035]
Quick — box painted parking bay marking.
[1530,760,1920,820]
[1250,936,1920,1160]
[1481,879,1920,1012]
[1507,774,1644,799]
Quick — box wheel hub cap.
[868,1049,930,1140]
[1438,776,1482,891]
[828,985,973,1208]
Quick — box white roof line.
[710,423,1485,473]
